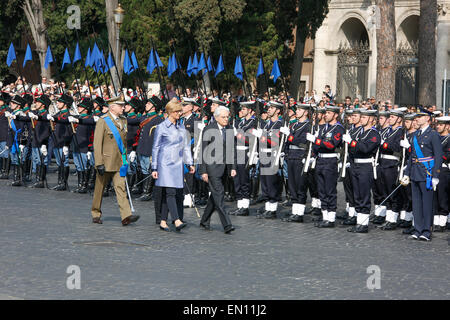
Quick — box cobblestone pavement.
[0,167,449,300]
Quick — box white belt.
[261,148,273,153]
[289,145,305,150]
[236,146,249,150]
[318,153,338,158]
[443,163,449,169]
[380,154,400,161]
[354,158,374,164]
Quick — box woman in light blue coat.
[151,99,195,231]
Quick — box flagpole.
[260,50,271,100]
[42,30,65,95]
[123,39,147,101]
[188,43,201,98]
[92,27,115,98]
[103,34,124,94]
[219,40,232,98]
[150,37,169,100]
[62,32,82,96]
[275,52,289,103]
[86,36,105,99]
[74,29,93,99]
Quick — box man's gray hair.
[214,105,230,118]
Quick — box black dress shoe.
[122,215,140,226]
[282,214,304,223]
[347,224,368,233]
[316,220,335,228]
[336,211,348,220]
[199,223,212,231]
[224,226,235,234]
[403,226,415,235]
[398,220,412,228]
[433,225,445,232]
[311,208,322,216]
[342,216,357,225]
[312,215,323,222]
[372,216,386,225]
[263,211,277,219]
[380,222,397,230]
[159,226,170,232]
[175,222,187,231]
[236,208,249,216]
[92,217,103,224]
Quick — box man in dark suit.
[198,105,237,233]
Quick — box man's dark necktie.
[222,127,226,142]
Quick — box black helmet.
[79,98,94,114]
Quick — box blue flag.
[146,49,156,74]
[191,52,198,76]
[107,51,115,69]
[131,51,139,71]
[123,49,133,75]
[6,42,16,67]
[23,44,32,68]
[154,49,163,68]
[214,54,224,77]
[44,46,54,69]
[85,47,91,68]
[186,55,193,77]
[73,42,81,64]
[207,56,214,72]
[168,53,178,77]
[61,48,71,71]
[234,56,243,81]
[101,51,108,73]
[256,58,264,77]
[270,58,281,83]
[198,53,206,71]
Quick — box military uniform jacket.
[379,126,404,168]
[31,110,51,148]
[94,112,128,172]
[136,113,164,157]
[347,124,363,162]
[348,127,381,159]
[440,134,450,166]
[75,116,96,153]
[259,118,282,153]
[235,116,257,148]
[52,111,73,148]
[0,105,9,142]
[312,122,345,155]
[126,115,141,152]
[284,119,310,160]
[405,126,443,182]
[6,111,30,148]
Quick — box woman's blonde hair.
[165,97,182,114]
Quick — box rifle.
[246,99,263,168]
[339,109,350,179]
[398,115,407,181]
[235,40,253,100]
[303,103,317,173]
[74,29,94,99]
[150,37,169,100]
[193,102,206,163]
[373,108,381,180]
[92,26,116,97]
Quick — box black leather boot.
[11,164,22,186]
[32,165,46,188]
[72,171,83,193]
[132,170,143,195]
[0,157,10,179]
[78,171,88,194]
[88,167,96,190]
[250,176,260,205]
[138,174,153,201]
[23,159,32,182]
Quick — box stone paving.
[0,167,449,300]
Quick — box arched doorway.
[395,15,419,105]
[336,17,370,102]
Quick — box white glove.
[345,162,350,168]
[280,152,285,161]
[19,145,25,153]
[197,122,206,131]
[68,116,79,123]
[28,113,38,120]
[93,116,99,122]
[400,139,410,149]
[251,128,263,138]
[279,126,290,135]
[338,162,343,171]
[400,175,410,186]
[40,145,47,156]
[63,146,69,156]
[306,133,316,143]
[233,127,238,137]
[432,178,439,191]
[87,151,92,161]
[4,111,11,118]
[129,151,136,163]
[342,134,352,144]
[47,114,54,121]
